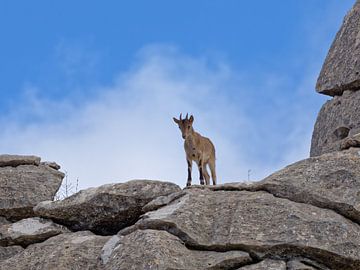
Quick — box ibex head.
[173,113,194,139]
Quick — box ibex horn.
[179,113,182,120]
[186,113,189,120]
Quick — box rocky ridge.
[2,1,360,269]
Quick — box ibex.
[173,113,217,186]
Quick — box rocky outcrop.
[252,149,360,224]
[0,231,109,270]
[0,155,64,221]
[316,0,360,96]
[112,184,360,269]
[0,217,69,247]
[102,229,252,269]
[310,90,360,156]
[34,180,181,235]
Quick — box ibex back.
[173,113,217,186]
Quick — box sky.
[0,0,355,190]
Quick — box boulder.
[0,158,64,221]
[0,155,40,167]
[237,259,286,270]
[287,260,319,270]
[102,229,252,270]
[316,0,360,96]
[253,149,360,225]
[0,217,69,247]
[34,180,181,235]
[310,90,360,156]
[0,246,23,262]
[0,231,109,270]
[129,188,360,269]
[0,217,10,226]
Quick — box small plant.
[54,171,79,201]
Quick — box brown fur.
[173,114,216,186]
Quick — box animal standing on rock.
[173,113,217,186]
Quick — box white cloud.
[0,45,317,189]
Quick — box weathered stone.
[0,155,40,167]
[310,90,360,156]
[34,180,181,235]
[0,164,64,221]
[237,259,286,270]
[316,0,360,96]
[0,231,109,270]
[142,190,186,212]
[0,246,23,262]
[40,161,61,170]
[0,217,69,247]
[254,149,360,225]
[131,189,360,269]
[103,229,252,270]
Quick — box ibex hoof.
[186,182,191,187]
[200,181,205,185]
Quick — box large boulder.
[310,90,360,156]
[316,0,360,96]
[126,188,360,269]
[0,231,109,270]
[252,149,360,224]
[237,259,286,270]
[102,229,252,269]
[0,217,69,247]
[0,155,64,221]
[34,180,181,235]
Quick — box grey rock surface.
[0,163,64,221]
[0,231,109,270]
[316,0,360,96]
[254,149,360,225]
[237,259,286,270]
[34,180,181,235]
[311,90,360,156]
[0,217,10,226]
[287,259,318,270]
[0,155,40,167]
[130,188,360,269]
[0,217,69,247]
[103,229,252,270]
[0,246,23,262]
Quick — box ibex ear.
[189,115,194,123]
[173,117,180,124]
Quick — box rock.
[0,217,69,247]
[34,180,181,235]
[237,259,286,270]
[40,161,61,170]
[253,149,360,225]
[131,188,360,269]
[142,190,186,212]
[0,155,40,167]
[287,259,318,270]
[316,0,360,96]
[0,246,23,262]
[102,229,252,270]
[0,231,109,270]
[0,164,64,221]
[310,90,360,156]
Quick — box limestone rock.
[0,246,23,262]
[0,217,69,247]
[0,164,64,221]
[254,149,360,225]
[0,155,40,167]
[34,180,181,235]
[0,231,109,270]
[131,188,360,269]
[237,259,286,270]
[102,229,252,270]
[310,90,360,156]
[316,0,360,96]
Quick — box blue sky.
[0,1,355,189]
